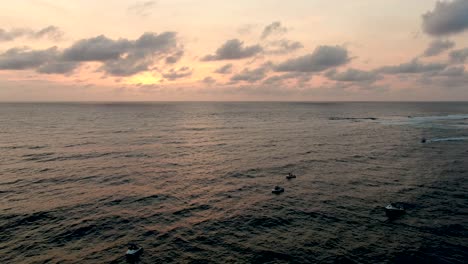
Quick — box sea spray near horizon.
[1,102,468,263]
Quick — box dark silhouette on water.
[286,172,296,179]
[126,243,143,263]
[385,203,406,219]
[272,185,284,194]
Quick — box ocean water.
[0,102,467,264]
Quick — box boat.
[286,173,296,179]
[272,186,284,194]
[421,137,427,143]
[385,203,405,218]
[126,244,143,262]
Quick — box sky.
[0,0,468,101]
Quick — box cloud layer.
[422,0,468,36]
[0,26,63,42]
[261,21,288,39]
[0,32,182,76]
[202,39,262,61]
[423,39,454,56]
[377,59,447,74]
[275,45,350,72]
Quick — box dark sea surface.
[1,102,468,264]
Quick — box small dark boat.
[385,203,405,218]
[126,244,143,262]
[286,173,296,180]
[421,137,427,143]
[272,186,284,194]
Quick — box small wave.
[22,152,55,161]
[64,142,95,148]
[172,204,211,217]
[329,117,378,121]
[428,137,468,142]
[380,114,468,128]
[0,145,48,150]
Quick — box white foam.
[429,137,468,142]
[379,114,468,128]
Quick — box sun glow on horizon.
[127,72,162,85]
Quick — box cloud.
[422,0,468,36]
[214,63,233,74]
[62,35,132,61]
[230,63,271,83]
[0,25,64,42]
[437,65,465,76]
[128,1,157,17]
[377,59,447,74]
[202,76,216,84]
[423,39,455,56]
[325,68,380,83]
[37,61,80,74]
[165,50,184,64]
[202,39,262,61]
[262,72,311,86]
[261,21,288,39]
[33,26,64,41]
[449,47,468,63]
[63,32,181,76]
[162,66,192,80]
[0,32,182,77]
[265,39,303,55]
[275,45,350,72]
[0,47,59,70]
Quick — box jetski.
[272,186,284,194]
[286,173,296,179]
[385,203,405,218]
[126,244,143,262]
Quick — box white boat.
[286,173,296,179]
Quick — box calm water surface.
[1,102,467,263]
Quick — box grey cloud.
[33,26,64,41]
[423,39,454,56]
[0,26,64,42]
[214,63,233,74]
[165,50,184,64]
[422,0,468,36]
[62,35,131,61]
[100,59,149,76]
[230,64,271,83]
[128,1,157,17]
[449,47,468,63]
[266,39,303,55]
[202,76,216,84]
[37,61,80,74]
[0,28,29,42]
[202,39,262,61]
[261,21,288,39]
[438,65,465,76]
[0,32,182,77]
[275,45,350,72]
[263,72,311,85]
[377,59,447,74]
[325,68,380,83]
[162,66,192,80]
[63,32,181,76]
[0,47,59,70]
